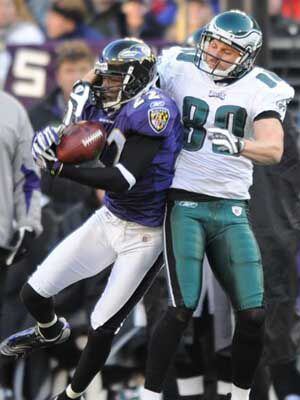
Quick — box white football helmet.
[195,10,263,80]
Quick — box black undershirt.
[60,132,163,193]
[254,110,282,124]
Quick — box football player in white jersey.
[141,10,294,400]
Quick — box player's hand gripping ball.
[57,121,107,164]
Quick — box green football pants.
[164,199,264,311]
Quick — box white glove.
[208,127,245,155]
[63,80,93,126]
[32,125,61,169]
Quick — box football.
[57,121,107,164]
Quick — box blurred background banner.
[4,45,56,109]
[4,40,175,109]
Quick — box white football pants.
[28,206,163,330]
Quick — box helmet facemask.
[195,33,257,80]
[91,39,157,112]
[93,58,156,112]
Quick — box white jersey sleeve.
[157,46,185,93]
[251,70,294,121]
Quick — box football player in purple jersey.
[0,38,183,400]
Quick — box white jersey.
[158,47,295,199]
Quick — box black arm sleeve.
[119,132,163,178]
[254,110,282,124]
[59,132,163,192]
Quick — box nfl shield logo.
[148,108,170,133]
[232,206,242,216]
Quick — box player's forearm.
[241,139,283,165]
[60,165,130,192]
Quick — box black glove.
[0,248,11,267]
[5,227,35,267]
[44,158,64,177]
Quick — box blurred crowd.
[1,1,300,400]
[0,0,218,87]
[1,0,300,87]
[1,0,300,48]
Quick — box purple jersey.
[82,88,183,227]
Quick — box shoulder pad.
[254,68,293,93]
[125,88,179,137]
[159,46,193,68]
[251,68,295,121]
[160,46,183,61]
[129,88,172,109]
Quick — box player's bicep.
[253,117,284,150]
[118,133,163,179]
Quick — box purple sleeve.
[81,101,96,121]
[126,96,178,138]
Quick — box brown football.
[57,121,107,164]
